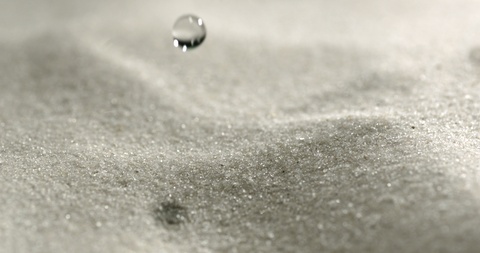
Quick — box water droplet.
[172,14,206,52]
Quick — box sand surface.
[1,0,480,252]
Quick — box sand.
[1,0,480,252]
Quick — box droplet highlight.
[172,14,206,52]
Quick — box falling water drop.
[172,14,206,52]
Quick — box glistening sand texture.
[1,0,480,252]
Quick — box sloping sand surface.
[1,0,480,252]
